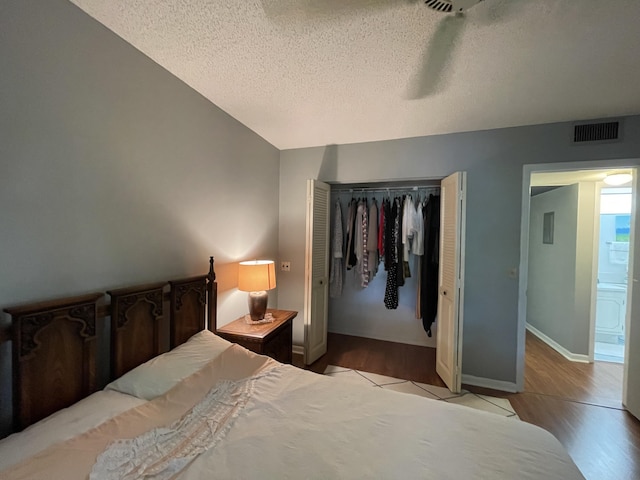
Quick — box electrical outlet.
[281,261,291,272]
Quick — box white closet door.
[304,179,331,365]
[436,172,467,393]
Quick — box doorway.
[517,162,637,412]
[594,186,631,363]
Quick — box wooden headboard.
[108,282,166,380]
[169,256,217,346]
[169,275,207,349]
[4,293,102,431]
[2,257,218,434]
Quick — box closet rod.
[332,185,440,194]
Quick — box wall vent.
[573,121,620,143]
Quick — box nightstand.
[216,309,297,364]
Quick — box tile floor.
[594,341,625,363]
[324,365,519,419]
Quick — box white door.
[304,179,331,365]
[436,172,467,393]
[624,169,640,420]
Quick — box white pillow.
[105,330,232,400]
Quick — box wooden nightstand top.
[217,309,297,340]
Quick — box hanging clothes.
[346,199,358,270]
[420,194,441,337]
[330,186,440,319]
[378,200,385,259]
[414,197,425,320]
[354,199,364,285]
[367,199,379,280]
[396,196,406,286]
[384,267,399,309]
[358,198,370,287]
[402,194,415,259]
[329,199,344,298]
[384,198,401,309]
[383,197,393,271]
[412,199,424,256]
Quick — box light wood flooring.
[294,331,640,480]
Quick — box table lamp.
[238,260,276,321]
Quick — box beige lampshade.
[238,260,276,292]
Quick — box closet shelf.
[331,180,441,195]
[330,179,441,192]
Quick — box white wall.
[0,0,280,436]
[527,182,597,356]
[279,121,640,388]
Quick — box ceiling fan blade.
[407,13,466,99]
[473,0,528,26]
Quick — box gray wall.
[0,0,280,437]
[527,183,596,356]
[278,118,640,386]
[528,185,579,350]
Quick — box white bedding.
[1,343,585,479]
[178,364,584,479]
[0,389,145,471]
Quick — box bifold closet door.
[436,172,467,393]
[304,179,330,365]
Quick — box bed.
[0,258,584,479]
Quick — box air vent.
[573,121,620,143]
[424,0,453,13]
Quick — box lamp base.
[247,291,268,321]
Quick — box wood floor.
[294,332,640,480]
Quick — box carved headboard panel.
[108,282,166,380]
[168,275,207,349]
[4,293,102,431]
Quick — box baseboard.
[292,344,305,356]
[526,323,590,363]
[461,374,518,393]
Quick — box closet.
[327,180,441,348]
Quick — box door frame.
[517,159,638,394]
[588,181,604,363]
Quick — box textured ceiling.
[68,0,640,150]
